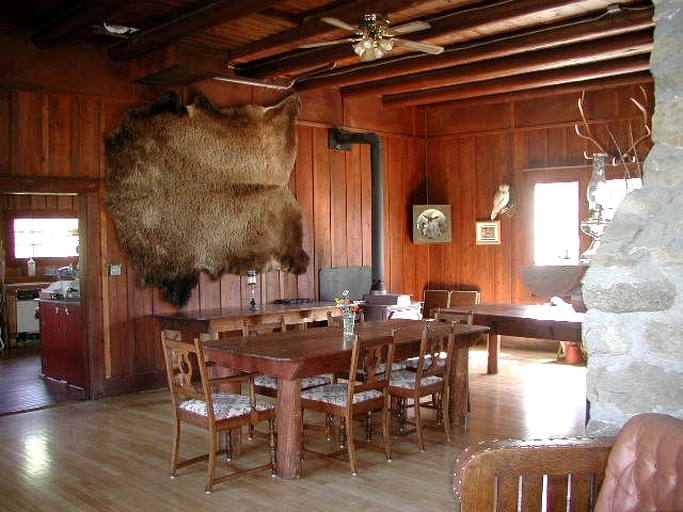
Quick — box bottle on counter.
[27,257,36,277]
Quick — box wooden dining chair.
[448,290,481,307]
[389,321,455,450]
[161,336,276,492]
[300,333,396,475]
[421,289,451,319]
[247,319,333,399]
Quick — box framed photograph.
[476,220,501,245]
[412,205,452,244]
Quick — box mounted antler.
[574,91,606,158]
[574,87,651,179]
[621,85,651,161]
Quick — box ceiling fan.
[301,13,444,62]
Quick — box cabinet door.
[61,303,84,387]
[39,302,63,381]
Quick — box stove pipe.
[329,127,386,294]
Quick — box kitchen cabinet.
[39,300,85,388]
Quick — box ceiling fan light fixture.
[310,13,443,62]
[359,46,385,62]
[379,38,394,52]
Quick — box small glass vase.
[342,312,355,337]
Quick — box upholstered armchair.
[453,413,683,511]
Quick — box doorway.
[0,181,100,413]
[0,347,84,415]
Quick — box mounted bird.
[490,183,517,220]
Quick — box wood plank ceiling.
[0,0,654,107]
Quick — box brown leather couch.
[453,413,683,511]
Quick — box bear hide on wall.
[105,91,309,307]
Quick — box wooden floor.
[0,347,587,511]
[0,347,85,416]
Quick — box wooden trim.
[383,56,651,108]
[0,177,98,194]
[296,9,654,91]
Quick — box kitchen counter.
[38,297,81,304]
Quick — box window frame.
[5,210,79,265]
[522,163,631,267]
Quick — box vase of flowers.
[335,290,359,338]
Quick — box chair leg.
[226,430,234,461]
[339,417,347,449]
[382,398,392,463]
[442,388,451,442]
[206,429,218,493]
[268,419,277,477]
[171,418,181,477]
[414,394,425,451]
[345,414,357,475]
[365,411,373,442]
[397,397,407,434]
[325,413,334,441]
[300,408,305,476]
[436,393,444,426]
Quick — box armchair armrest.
[454,437,614,512]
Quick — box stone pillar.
[582,0,683,436]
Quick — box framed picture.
[476,220,501,245]
[412,205,452,244]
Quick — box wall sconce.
[247,270,257,310]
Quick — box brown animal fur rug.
[105,91,308,307]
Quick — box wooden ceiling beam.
[107,0,282,62]
[295,8,654,91]
[382,54,652,108]
[341,30,653,97]
[238,0,620,78]
[30,0,136,48]
[228,0,421,61]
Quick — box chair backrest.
[594,413,683,512]
[433,290,480,324]
[422,289,451,319]
[347,333,395,406]
[162,336,213,416]
[415,321,455,381]
[448,290,481,306]
[453,437,613,512]
[242,318,286,336]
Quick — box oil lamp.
[247,270,257,310]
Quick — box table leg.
[276,378,302,479]
[487,331,500,375]
[451,342,470,426]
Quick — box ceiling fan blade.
[321,17,357,32]
[394,38,444,55]
[391,20,431,35]
[299,38,355,49]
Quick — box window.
[12,217,79,259]
[534,182,580,265]
[532,176,641,266]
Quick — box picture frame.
[475,220,501,245]
[412,204,452,244]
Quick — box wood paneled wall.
[0,31,653,398]
[423,80,653,304]
[0,33,428,396]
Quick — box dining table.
[435,303,584,375]
[201,318,488,479]
[153,301,342,340]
